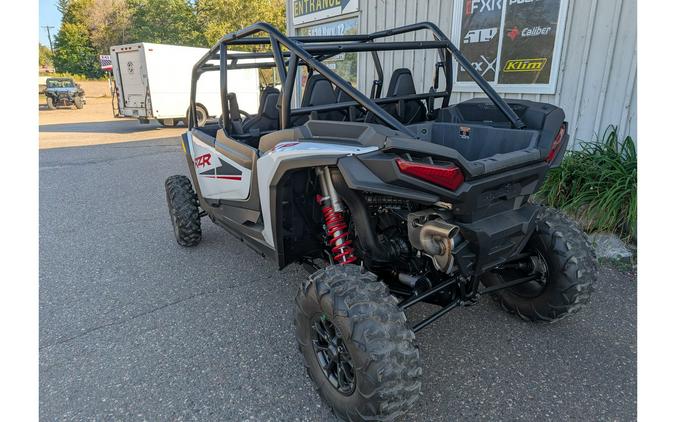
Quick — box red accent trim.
[203,175,242,180]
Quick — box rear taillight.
[395,158,464,190]
[545,124,566,163]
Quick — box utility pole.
[42,26,55,54]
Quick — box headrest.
[259,86,279,115]
[260,87,280,119]
[387,68,417,97]
[301,74,336,107]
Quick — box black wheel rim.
[492,247,550,298]
[311,314,356,395]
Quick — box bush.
[536,126,637,242]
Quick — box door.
[188,131,252,200]
[116,49,147,109]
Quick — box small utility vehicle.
[44,77,86,110]
[165,22,597,421]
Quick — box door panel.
[189,130,252,200]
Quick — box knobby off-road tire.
[482,207,597,322]
[73,97,84,109]
[46,97,56,110]
[164,175,202,247]
[295,265,422,421]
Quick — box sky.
[39,0,62,48]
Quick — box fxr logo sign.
[503,58,547,72]
[463,28,498,43]
[465,0,502,15]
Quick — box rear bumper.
[454,204,539,275]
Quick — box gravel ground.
[39,138,637,421]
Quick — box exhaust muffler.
[407,210,460,274]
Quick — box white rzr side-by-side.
[164,22,597,422]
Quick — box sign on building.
[292,0,358,25]
[452,0,568,94]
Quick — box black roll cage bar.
[189,21,526,137]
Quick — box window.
[296,16,360,91]
[451,0,568,94]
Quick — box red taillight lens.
[545,124,566,163]
[395,158,465,190]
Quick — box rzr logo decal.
[194,153,212,168]
[198,157,243,181]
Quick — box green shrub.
[536,126,637,242]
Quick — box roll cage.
[188,21,526,138]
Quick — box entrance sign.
[292,0,358,25]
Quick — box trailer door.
[116,49,147,109]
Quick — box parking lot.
[39,105,637,421]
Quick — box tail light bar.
[545,123,567,163]
[395,158,465,191]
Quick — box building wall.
[287,0,637,146]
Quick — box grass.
[536,125,637,242]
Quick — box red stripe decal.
[203,175,242,180]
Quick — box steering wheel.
[219,110,251,128]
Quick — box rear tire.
[481,207,597,322]
[73,97,84,109]
[46,97,56,110]
[165,175,202,247]
[295,265,422,421]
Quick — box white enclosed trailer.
[110,42,259,126]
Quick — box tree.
[126,0,206,46]
[39,44,54,68]
[86,0,132,52]
[53,22,103,77]
[196,0,286,47]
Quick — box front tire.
[482,207,597,322]
[46,97,56,110]
[73,97,84,109]
[164,175,202,247]
[295,265,422,421]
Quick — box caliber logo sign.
[503,58,547,72]
[506,26,552,40]
[463,28,498,44]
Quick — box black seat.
[293,74,344,125]
[226,92,244,135]
[335,86,361,122]
[241,86,280,135]
[384,68,426,124]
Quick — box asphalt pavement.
[39,137,637,421]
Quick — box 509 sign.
[454,0,566,93]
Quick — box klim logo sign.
[502,58,547,72]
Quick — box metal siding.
[287,0,637,145]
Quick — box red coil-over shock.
[315,168,357,265]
